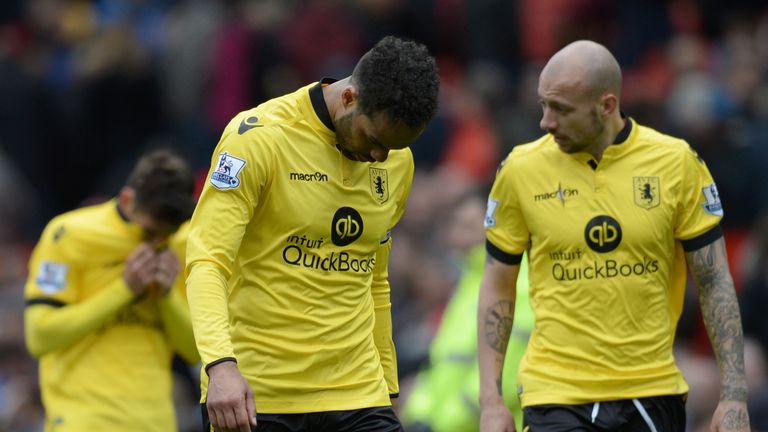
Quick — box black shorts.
[522,394,686,431]
[201,404,403,432]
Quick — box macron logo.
[289,171,328,182]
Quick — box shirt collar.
[308,78,337,132]
[612,112,632,145]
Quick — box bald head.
[541,40,622,100]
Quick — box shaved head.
[541,40,622,100]
[537,40,627,160]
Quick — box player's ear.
[341,86,358,109]
[118,187,136,214]
[600,92,618,118]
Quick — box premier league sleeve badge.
[210,152,247,190]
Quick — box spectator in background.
[403,192,534,432]
[24,149,199,432]
[478,40,749,431]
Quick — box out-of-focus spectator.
[402,192,534,432]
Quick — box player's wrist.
[154,284,175,299]
[479,391,506,409]
[205,357,238,376]
[720,384,748,402]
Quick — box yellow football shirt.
[186,80,411,413]
[24,200,193,432]
[484,119,724,406]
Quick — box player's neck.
[322,77,352,124]
[589,114,626,162]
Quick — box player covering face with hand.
[24,149,199,432]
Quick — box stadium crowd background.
[0,0,767,431]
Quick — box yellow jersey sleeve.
[24,218,135,357]
[186,114,277,368]
[371,238,398,396]
[485,154,531,256]
[370,152,411,396]
[674,146,723,240]
[161,223,199,363]
[25,219,82,304]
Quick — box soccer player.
[478,40,750,431]
[186,36,439,432]
[24,149,200,432]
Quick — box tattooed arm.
[686,237,751,432]
[478,254,520,432]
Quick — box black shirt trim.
[389,393,400,399]
[613,114,632,144]
[681,225,723,252]
[204,357,237,375]
[26,298,66,308]
[486,240,523,265]
[309,78,337,132]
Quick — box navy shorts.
[201,404,403,432]
[522,394,686,431]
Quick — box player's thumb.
[246,387,257,427]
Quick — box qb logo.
[331,207,364,246]
[584,215,622,253]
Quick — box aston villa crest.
[634,176,660,209]
[369,167,388,204]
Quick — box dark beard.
[335,113,361,161]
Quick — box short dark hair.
[126,149,195,226]
[352,36,439,129]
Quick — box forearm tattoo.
[481,254,517,396]
[484,300,515,355]
[687,240,748,402]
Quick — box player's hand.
[480,401,516,432]
[123,243,157,297]
[710,400,750,431]
[153,248,180,296]
[206,361,257,432]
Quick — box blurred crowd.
[0,0,768,431]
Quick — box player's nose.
[540,109,557,132]
[370,148,389,163]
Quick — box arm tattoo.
[687,239,748,402]
[480,255,518,398]
[484,300,515,355]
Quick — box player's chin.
[555,141,574,153]
[557,139,583,154]
[355,154,375,162]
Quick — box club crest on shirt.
[36,261,68,293]
[210,152,246,190]
[702,183,724,216]
[633,177,660,209]
[369,167,388,204]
